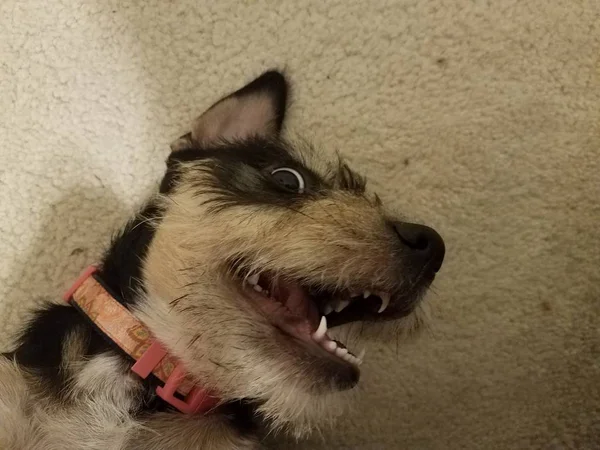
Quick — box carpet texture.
[1,1,599,448]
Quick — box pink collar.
[63,265,219,414]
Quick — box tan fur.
[0,358,33,449]
[127,414,259,450]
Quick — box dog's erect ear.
[171,71,288,151]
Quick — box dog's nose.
[392,222,445,272]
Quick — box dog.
[0,71,445,449]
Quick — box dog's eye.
[271,168,305,194]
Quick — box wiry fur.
[0,71,443,449]
[0,353,258,450]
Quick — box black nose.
[392,222,445,272]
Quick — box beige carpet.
[1,1,599,448]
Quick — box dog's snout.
[392,222,445,272]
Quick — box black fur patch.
[13,304,112,399]
[188,140,326,210]
[221,400,261,437]
[99,202,163,306]
[165,138,366,212]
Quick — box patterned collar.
[63,265,218,414]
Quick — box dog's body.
[0,71,445,449]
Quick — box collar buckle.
[132,340,218,414]
[156,364,218,414]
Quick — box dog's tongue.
[270,279,320,338]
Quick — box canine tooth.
[363,290,371,299]
[324,340,337,352]
[378,292,391,313]
[335,347,349,358]
[247,274,260,286]
[323,303,334,315]
[313,316,328,341]
[335,299,350,313]
[253,284,263,292]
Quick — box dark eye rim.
[270,167,306,194]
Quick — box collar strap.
[63,265,218,414]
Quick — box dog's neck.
[11,198,258,428]
[64,264,220,414]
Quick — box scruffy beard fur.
[0,71,444,449]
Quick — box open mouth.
[236,269,407,369]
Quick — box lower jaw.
[245,297,362,389]
[291,334,361,391]
[257,313,362,389]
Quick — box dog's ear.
[171,71,288,151]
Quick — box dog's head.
[135,71,444,434]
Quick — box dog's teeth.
[357,348,366,361]
[253,284,263,292]
[378,292,391,313]
[349,289,361,298]
[363,290,371,299]
[335,347,349,358]
[323,303,334,315]
[247,274,260,286]
[336,349,363,366]
[324,340,337,352]
[335,299,350,313]
[312,316,328,341]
